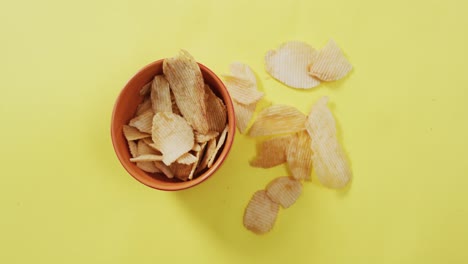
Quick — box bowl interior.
[111,60,235,191]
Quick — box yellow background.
[1,0,467,263]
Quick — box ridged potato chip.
[176,153,197,165]
[139,81,152,96]
[204,84,227,133]
[170,162,192,181]
[123,125,150,141]
[198,138,216,172]
[189,142,207,180]
[265,41,320,89]
[170,91,182,116]
[136,98,152,116]
[308,39,352,81]
[151,112,194,165]
[127,140,138,158]
[266,177,302,208]
[130,154,163,162]
[305,97,352,188]
[250,135,293,168]
[154,161,174,179]
[163,50,209,134]
[223,76,264,105]
[233,101,255,134]
[151,75,172,113]
[249,105,306,137]
[195,131,219,143]
[207,125,229,168]
[137,139,160,155]
[191,143,201,152]
[229,62,257,85]
[136,161,160,173]
[243,190,279,234]
[129,109,154,134]
[287,131,313,181]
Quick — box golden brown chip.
[248,105,306,137]
[265,41,320,89]
[139,81,152,96]
[130,154,163,162]
[308,39,352,81]
[151,112,194,165]
[229,62,257,85]
[233,101,256,134]
[129,109,154,134]
[207,125,228,168]
[223,76,264,105]
[176,153,197,165]
[163,50,209,133]
[287,131,313,181]
[250,135,293,168]
[127,140,138,158]
[137,140,160,155]
[151,75,172,113]
[204,84,227,133]
[188,142,207,180]
[266,176,302,208]
[135,98,152,116]
[123,125,151,141]
[305,97,352,188]
[170,162,192,181]
[154,161,174,179]
[191,143,201,152]
[198,138,217,172]
[195,131,219,143]
[136,162,161,173]
[243,190,279,234]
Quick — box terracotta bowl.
[111,59,235,191]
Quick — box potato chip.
[154,161,174,179]
[189,142,207,180]
[123,125,150,141]
[170,162,192,181]
[134,140,161,173]
[136,98,152,116]
[151,112,194,165]
[127,140,138,158]
[204,84,227,133]
[207,125,228,168]
[248,105,306,137]
[137,140,160,155]
[305,97,352,188]
[163,50,209,134]
[191,143,201,152]
[176,153,197,165]
[197,138,216,172]
[265,41,320,89]
[130,154,164,162]
[170,91,182,116]
[129,109,154,134]
[136,162,161,173]
[223,76,264,105]
[287,131,313,181]
[151,75,172,113]
[233,101,255,134]
[229,62,257,85]
[266,177,302,208]
[140,137,160,152]
[243,190,279,234]
[139,81,152,96]
[308,39,352,81]
[250,135,293,168]
[195,131,219,143]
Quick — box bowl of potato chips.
[111,51,236,191]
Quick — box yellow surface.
[1,0,467,263]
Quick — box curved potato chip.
[139,81,152,96]
[305,97,352,188]
[243,190,279,234]
[170,162,192,181]
[195,131,219,143]
[130,154,163,162]
[123,125,150,141]
[176,153,197,165]
[223,76,264,105]
[136,162,160,173]
[136,98,152,116]
[137,140,160,155]
[170,90,182,116]
[287,131,313,181]
[308,39,352,81]
[265,41,320,89]
[163,50,209,133]
[229,62,257,85]
[127,140,138,158]
[191,143,201,152]
[151,112,194,165]
[151,75,172,113]
[250,135,293,168]
[233,101,255,134]
[249,105,306,137]
[189,142,207,180]
[204,84,227,133]
[154,161,174,179]
[198,138,216,172]
[129,109,154,134]
[266,177,302,208]
[207,125,229,168]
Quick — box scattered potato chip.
[163,50,209,134]
[207,125,229,168]
[308,39,352,81]
[151,112,194,165]
[195,131,219,143]
[129,109,154,134]
[204,84,227,133]
[243,190,279,234]
[305,97,351,188]
[139,81,152,96]
[265,41,320,89]
[127,140,138,158]
[176,153,197,165]
[189,142,207,180]
[229,62,257,85]
[151,75,172,113]
[136,98,152,116]
[248,105,306,137]
[233,101,256,134]
[154,161,174,179]
[198,138,217,172]
[136,162,161,173]
[250,135,293,168]
[130,154,164,162]
[266,176,302,208]
[223,76,264,105]
[287,131,313,181]
[170,162,192,181]
[123,125,151,141]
